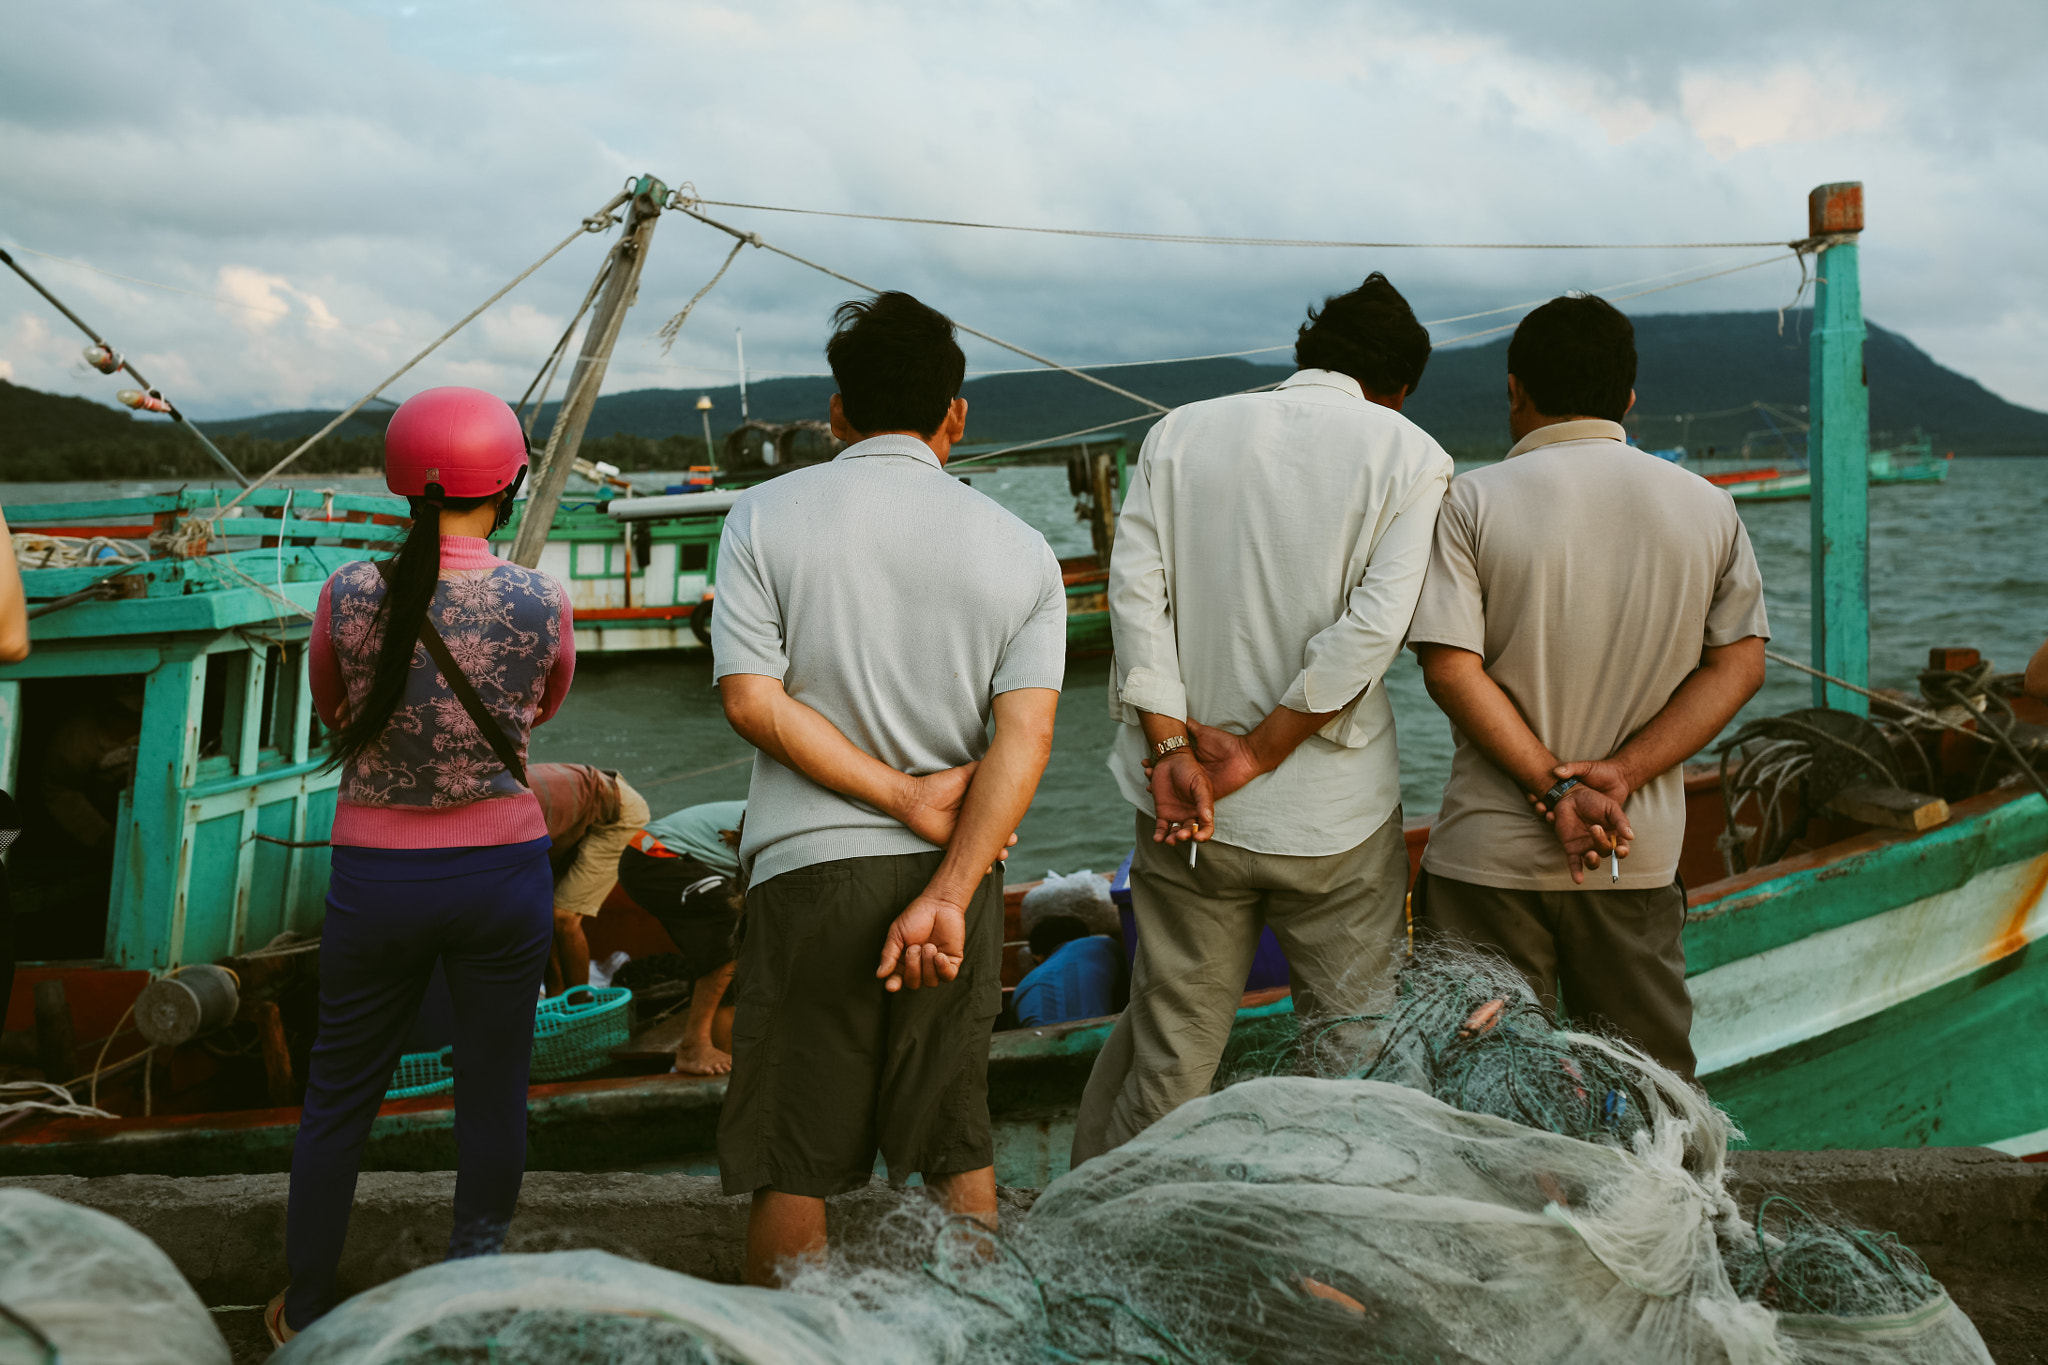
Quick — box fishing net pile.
[278,951,1991,1365]
[0,1189,231,1364]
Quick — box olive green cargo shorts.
[716,851,1003,1198]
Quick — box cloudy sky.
[4,0,2044,422]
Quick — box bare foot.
[672,1040,733,1077]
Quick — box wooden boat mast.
[1806,181,1870,713]
[509,176,669,568]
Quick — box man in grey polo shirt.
[711,291,1064,1286]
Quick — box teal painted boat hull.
[3,778,2041,1181]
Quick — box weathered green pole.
[1806,181,1870,713]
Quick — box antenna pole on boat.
[1804,182,1870,714]
[510,176,667,567]
[736,327,749,421]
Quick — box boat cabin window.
[196,642,320,779]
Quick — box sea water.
[6,458,2044,875]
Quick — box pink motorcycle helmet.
[383,387,528,499]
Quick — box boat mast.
[1806,181,1870,713]
[510,175,668,567]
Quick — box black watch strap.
[1540,776,1582,807]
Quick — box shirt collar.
[1274,369,1365,400]
[1504,418,1629,459]
[833,433,944,469]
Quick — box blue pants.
[284,839,553,1329]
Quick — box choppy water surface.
[10,458,2045,875]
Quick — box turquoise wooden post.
[1807,182,1870,714]
[109,651,207,969]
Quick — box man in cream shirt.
[1072,273,1453,1164]
[1409,293,1767,1084]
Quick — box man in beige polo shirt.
[1407,294,1768,1083]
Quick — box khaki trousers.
[1070,809,1408,1166]
[553,774,651,918]
[1413,870,1698,1085]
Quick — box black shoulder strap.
[375,560,529,788]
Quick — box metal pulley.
[134,965,241,1047]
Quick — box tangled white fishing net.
[277,952,1992,1365]
[0,1189,230,1364]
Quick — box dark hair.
[1294,273,1432,397]
[327,491,496,769]
[825,291,966,437]
[1506,294,1637,421]
[1028,915,1092,961]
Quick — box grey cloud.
[1,0,2043,418]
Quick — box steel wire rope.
[213,189,634,514]
[4,242,764,380]
[674,204,1173,416]
[949,251,1799,466]
[681,194,1791,251]
[0,247,250,485]
[515,255,615,439]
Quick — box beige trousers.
[1070,808,1408,1166]
[554,774,651,917]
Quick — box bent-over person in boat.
[710,292,1064,1287]
[1072,273,1453,1165]
[528,762,651,993]
[615,798,747,1076]
[1407,294,1768,1085]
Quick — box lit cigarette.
[1609,848,1619,884]
[1188,838,1198,870]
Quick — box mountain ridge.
[5,310,2044,479]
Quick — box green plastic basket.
[530,986,633,1082]
[387,1046,456,1100]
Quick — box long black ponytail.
[328,491,495,768]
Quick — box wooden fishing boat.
[565,434,1128,656]
[1698,434,1950,502]
[0,758,2039,1185]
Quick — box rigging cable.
[213,188,635,514]
[0,247,250,486]
[657,236,748,355]
[680,194,1792,252]
[515,253,615,438]
[948,250,1798,465]
[674,204,1172,416]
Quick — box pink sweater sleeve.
[534,587,576,725]
[308,576,347,728]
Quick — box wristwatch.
[1539,776,1582,808]
[1153,734,1192,761]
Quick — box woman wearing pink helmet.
[268,387,574,1343]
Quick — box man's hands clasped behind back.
[1528,759,1636,884]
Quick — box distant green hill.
[6,310,2045,480]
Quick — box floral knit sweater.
[309,536,575,848]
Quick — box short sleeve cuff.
[1117,666,1187,721]
[1404,627,1486,655]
